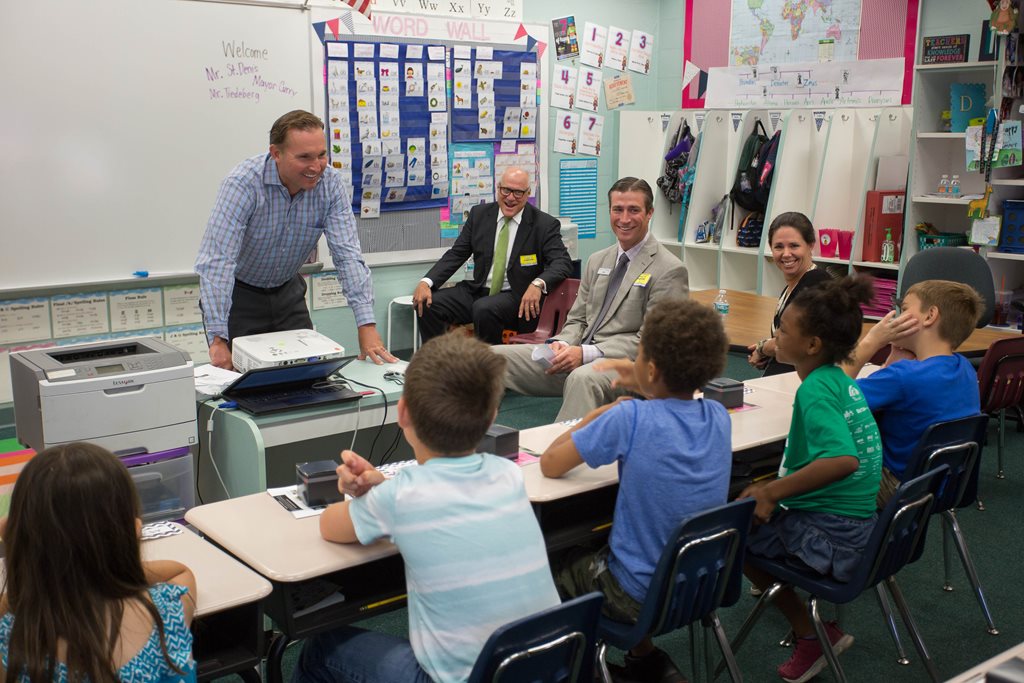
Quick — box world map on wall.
[730,0,862,65]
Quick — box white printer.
[11,337,197,455]
[231,329,346,372]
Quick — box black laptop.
[222,357,361,415]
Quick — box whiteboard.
[0,0,315,291]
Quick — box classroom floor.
[231,352,1024,681]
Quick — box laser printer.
[10,337,198,455]
[231,329,346,372]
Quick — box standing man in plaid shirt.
[196,110,395,369]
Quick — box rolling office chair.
[899,247,995,327]
[506,278,581,344]
[467,592,604,683]
[977,337,1024,479]
[595,498,756,683]
[875,415,996,669]
[725,468,948,683]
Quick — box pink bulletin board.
[682,0,920,108]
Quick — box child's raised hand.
[337,450,384,498]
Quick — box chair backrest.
[899,247,996,327]
[977,336,1024,413]
[635,498,755,639]
[851,467,946,589]
[903,415,989,510]
[532,278,581,338]
[466,592,603,683]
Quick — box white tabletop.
[142,523,272,616]
[187,380,799,584]
[518,383,796,503]
[185,495,398,583]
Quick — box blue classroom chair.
[596,498,756,683]
[876,414,996,667]
[726,468,948,683]
[467,592,603,683]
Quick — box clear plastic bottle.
[950,174,961,196]
[881,228,896,264]
[713,289,730,317]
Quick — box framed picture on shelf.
[922,34,971,64]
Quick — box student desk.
[690,288,1017,357]
[144,524,272,681]
[196,360,408,501]
[186,379,798,683]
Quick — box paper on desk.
[268,485,329,519]
[194,365,241,397]
[531,344,555,368]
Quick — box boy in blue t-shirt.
[294,333,560,683]
[541,299,731,683]
[844,279,983,506]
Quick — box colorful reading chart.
[554,112,581,155]
[604,26,631,73]
[581,22,607,69]
[575,67,603,113]
[551,66,578,110]
[627,30,653,75]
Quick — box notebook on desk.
[222,357,361,415]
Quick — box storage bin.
[122,447,195,523]
[999,200,1024,254]
[917,232,968,250]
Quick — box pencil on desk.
[360,594,407,611]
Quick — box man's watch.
[531,278,545,290]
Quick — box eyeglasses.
[498,186,529,199]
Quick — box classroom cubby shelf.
[620,105,913,296]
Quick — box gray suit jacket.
[554,236,688,359]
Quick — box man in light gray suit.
[493,177,689,421]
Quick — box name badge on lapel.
[520,254,538,266]
[597,267,612,276]
[633,273,652,287]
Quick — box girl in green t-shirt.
[739,275,883,683]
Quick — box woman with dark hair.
[748,211,832,376]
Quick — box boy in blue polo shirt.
[540,299,731,683]
[294,333,560,683]
[844,279,983,506]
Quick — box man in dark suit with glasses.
[412,167,572,344]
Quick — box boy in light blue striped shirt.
[293,333,560,683]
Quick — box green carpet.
[252,353,1024,682]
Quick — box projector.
[231,329,346,372]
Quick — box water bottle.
[713,289,729,317]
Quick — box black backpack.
[730,121,781,213]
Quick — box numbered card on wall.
[551,66,578,110]
[554,112,581,155]
[605,26,631,73]
[581,22,607,69]
[628,30,653,75]
[579,114,604,157]
[575,67,603,113]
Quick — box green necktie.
[489,217,511,296]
